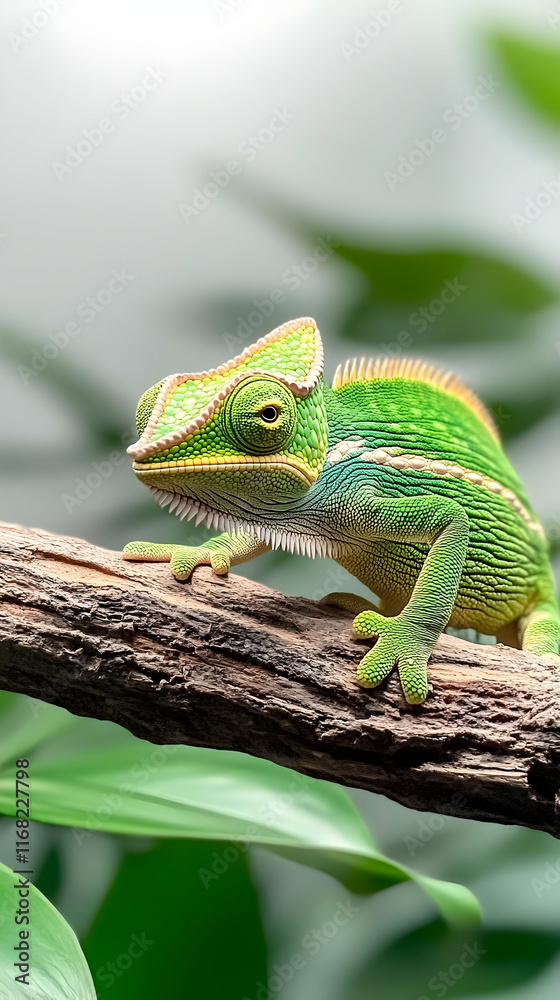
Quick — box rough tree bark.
[0,520,559,837]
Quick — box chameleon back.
[327,362,539,536]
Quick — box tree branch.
[1,521,559,837]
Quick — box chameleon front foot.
[122,540,231,581]
[352,610,432,705]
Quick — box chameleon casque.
[123,317,560,704]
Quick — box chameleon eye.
[222,376,297,455]
[260,405,279,423]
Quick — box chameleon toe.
[169,548,203,580]
[397,657,429,705]
[356,646,395,688]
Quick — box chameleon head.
[126,318,328,528]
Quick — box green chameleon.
[123,317,560,704]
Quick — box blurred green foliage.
[332,244,556,345]
[348,919,560,1000]
[489,31,560,127]
[82,839,268,999]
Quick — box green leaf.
[82,838,267,999]
[225,184,557,343]
[208,245,555,350]
[489,31,560,127]
[0,860,95,999]
[348,918,560,1000]
[332,246,556,345]
[0,696,480,925]
[333,247,544,308]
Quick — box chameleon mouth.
[131,455,316,487]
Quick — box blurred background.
[1,0,560,997]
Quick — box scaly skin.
[123,317,560,704]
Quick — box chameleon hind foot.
[122,539,231,580]
[352,609,432,705]
[519,602,560,665]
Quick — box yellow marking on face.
[132,453,317,487]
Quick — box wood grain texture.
[1,520,559,836]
